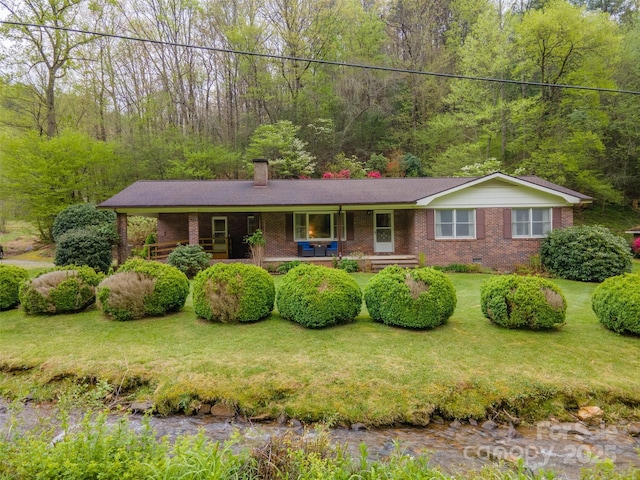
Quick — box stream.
[1,400,639,479]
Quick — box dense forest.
[1,0,639,240]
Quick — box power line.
[2,19,640,95]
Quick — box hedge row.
[6,261,639,337]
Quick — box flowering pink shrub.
[633,237,640,256]
[322,170,351,179]
[367,171,381,178]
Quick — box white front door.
[374,211,394,253]
[212,216,228,258]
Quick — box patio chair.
[326,241,338,256]
[298,242,314,257]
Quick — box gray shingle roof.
[98,174,592,210]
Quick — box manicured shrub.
[0,265,29,310]
[276,260,301,274]
[96,271,156,321]
[592,273,640,334]
[167,244,211,279]
[53,203,118,273]
[55,229,113,274]
[19,266,103,314]
[540,225,632,282]
[364,266,457,329]
[480,275,567,330]
[276,264,362,328]
[97,259,189,320]
[193,263,275,323]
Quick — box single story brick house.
[98,159,592,270]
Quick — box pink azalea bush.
[322,169,351,179]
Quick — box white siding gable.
[420,178,575,208]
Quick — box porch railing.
[145,237,230,260]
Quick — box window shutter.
[426,210,435,240]
[552,207,562,229]
[346,212,355,241]
[503,208,512,239]
[285,214,293,241]
[476,208,486,239]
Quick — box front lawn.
[1,272,639,425]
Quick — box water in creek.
[1,401,639,479]
[138,415,640,479]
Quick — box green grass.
[0,221,35,243]
[1,272,639,425]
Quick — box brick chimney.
[253,158,269,187]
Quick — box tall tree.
[245,120,316,178]
[0,129,121,240]
[512,0,622,202]
[431,3,517,173]
[0,0,104,137]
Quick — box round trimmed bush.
[276,264,362,328]
[364,266,457,329]
[592,273,640,334]
[96,271,156,321]
[540,225,632,282]
[167,244,211,279]
[97,259,189,320]
[480,275,567,330]
[0,265,29,310]
[193,263,275,323]
[19,266,103,314]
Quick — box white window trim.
[435,209,476,239]
[293,212,346,242]
[512,207,552,238]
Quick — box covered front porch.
[143,246,418,273]
[115,208,416,265]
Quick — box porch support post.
[337,206,343,259]
[188,213,199,246]
[116,212,128,266]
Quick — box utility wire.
[2,20,640,95]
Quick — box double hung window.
[435,209,476,239]
[512,208,551,237]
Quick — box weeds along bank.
[1,404,639,480]
[0,256,639,426]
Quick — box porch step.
[370,257,419,273]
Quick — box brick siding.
[412,207,574,271]
[158,206,574,270]
[157,212,256,259]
